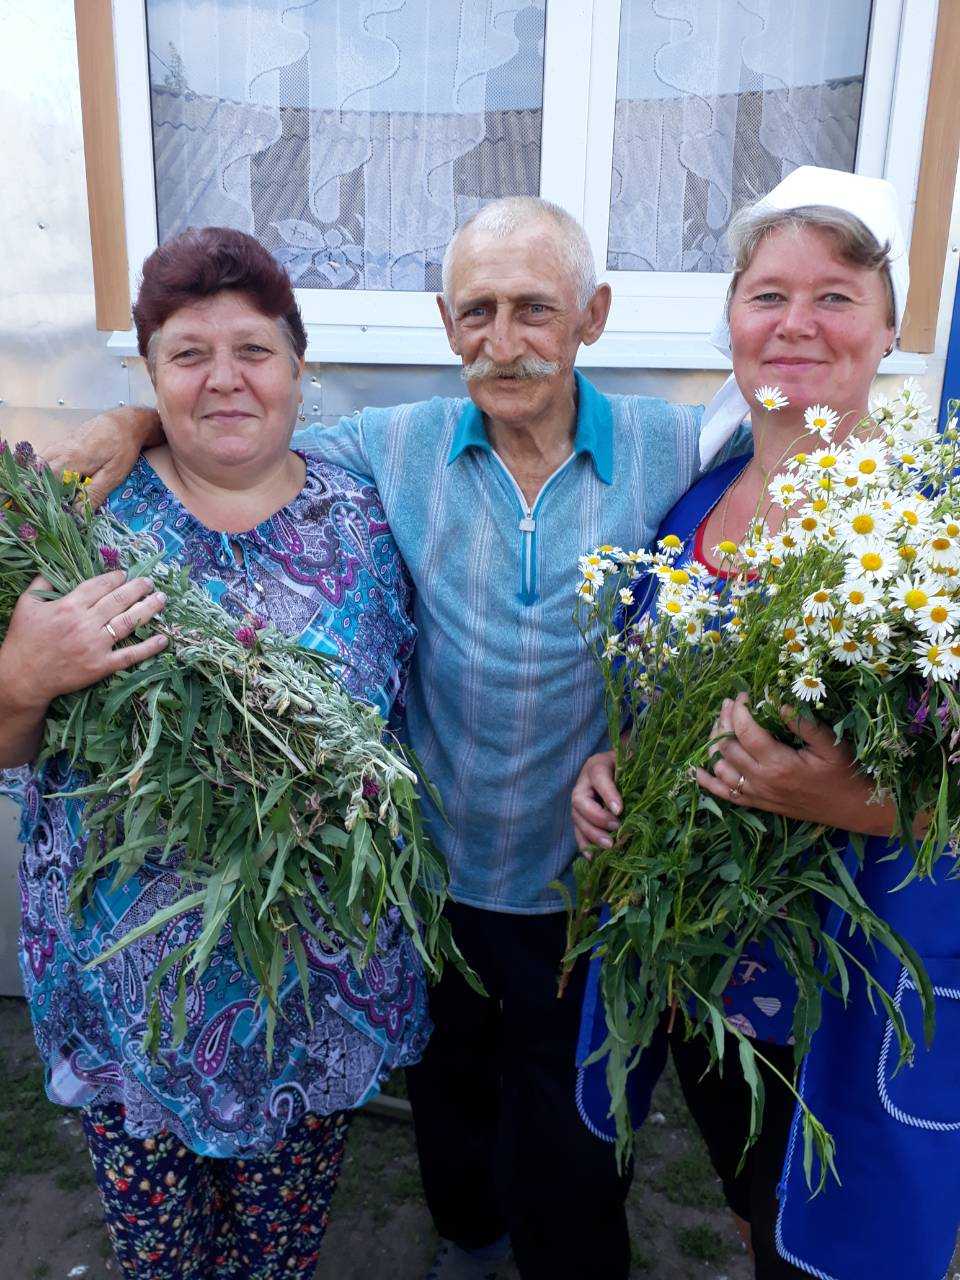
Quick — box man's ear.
[580,283,612,347]
[437,294,460,355]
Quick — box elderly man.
[50,198,733,1280]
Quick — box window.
[110,0,939,366]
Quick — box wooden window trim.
[75,0,130,332]
[900,1,960,354]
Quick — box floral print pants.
[81,1102,351,1278]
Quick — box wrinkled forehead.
[157,291,280,343]
[446,222,577,303]
[737,223,878,288]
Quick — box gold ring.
[730,774,746,799]
[104,621,119,641]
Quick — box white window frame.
[108,0,937,370]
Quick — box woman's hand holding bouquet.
[568,380,960,1184]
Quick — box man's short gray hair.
[725,204,895,328]
[441,196,598,309]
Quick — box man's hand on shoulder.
[41,405,163,507]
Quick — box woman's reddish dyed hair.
[133,226,307,361]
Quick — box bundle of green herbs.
[566,382,960,1185]
[0,440,465,1055]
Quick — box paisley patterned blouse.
[2,452,430,1157]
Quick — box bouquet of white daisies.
[566,380,960,1181]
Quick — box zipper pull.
[519,515,535,533]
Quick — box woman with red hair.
[0,227,427,1279]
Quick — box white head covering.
[698,165,910,468]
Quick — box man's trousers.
[406,901,633,1280]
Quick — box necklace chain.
[713,440,802,550]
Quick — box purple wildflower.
[99,545,121,569]
[362,779,381,800]
[234,626,257,649]
[13,441,34,466]
[18,522,37,542]
[905,694,929,734]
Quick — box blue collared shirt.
[295,372,712,912]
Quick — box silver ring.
[104,621,119,641]
[730,774,746,799]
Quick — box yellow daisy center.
[899,546,918,562]
[812,590,830,603]
[904,589,928,610]
[716,540,737,556]
[932,537,951,551]
[668,569,690,585]
[851,514,874,534]
[847,590,865,605]
[812,499,828,512]
[930,605,949,624]
[661,534,682,549]
[818,455,837,469]
[664,600,682,614]
[801,517,818,532]
[858,459,877,475]
[860,552,883,571]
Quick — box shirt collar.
[446,370,613,485]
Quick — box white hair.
[441,196,598,308]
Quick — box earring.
[882,343,894,359]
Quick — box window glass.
[607,0,874,272]
[146,0,546,291]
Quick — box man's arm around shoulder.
[43,406,162,507]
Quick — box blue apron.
[575,459,960,1277]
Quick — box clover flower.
[234,626,258,649]
[99,546,121,569]
[18,522,37,542]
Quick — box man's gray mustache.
[462,356,561,382]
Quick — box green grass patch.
[656,1150,725,1209]
[676,1223,730,1265]
[54,1164,93,1193]
[0,1007,93,1198]
[0,1052,69,1186]
[629,1240,652,1271]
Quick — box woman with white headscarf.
[572,167,960,1280]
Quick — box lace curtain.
[146,0,546,291]
[608,0,874,273]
